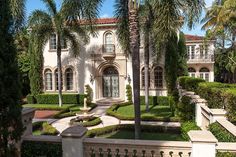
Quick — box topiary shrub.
[177,96,195,121]
[126,85,132,103]
[209,122,236,142]
[21,141,62,157]
[181,121,200,140]
[41,122,59,135]
[85,84,93,104]
[26,94,36,104]
[184,77,205,92]
[178,76,190,89]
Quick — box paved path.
[51,101,180,133]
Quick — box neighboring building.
[185,35,215,82]
[42,18,215,101]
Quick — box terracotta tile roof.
[94,18,118,24]
[185,34,205,41]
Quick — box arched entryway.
[103,66,119,97]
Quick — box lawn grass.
[23,104,78,110]
[116,105,173,118]
[98,130,184,141]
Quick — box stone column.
[22,107,36,137]
[192,98,207,128]
[61,125,88,157]
[188,131,218,157]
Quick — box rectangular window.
[49,34,67,50]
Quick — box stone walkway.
[51,101,180,133]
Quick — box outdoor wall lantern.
[127,74,131,84]
[90,74,94,84]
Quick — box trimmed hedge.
[178,76,205,91]
[21,141,62,157]
[32,122,59,136]
[70,117,102,127]
[181,121,200,140]
[26,94,36,104]
[86,124,180,138]
[106,103,180,122]
[35,93,85,104]
[209,122,236,142]
[23,104,76,111]
[126,84,132,103]
[140,96,174,106]
[178,77,236,122]
[177,96,195,121]
[217,152,236,157]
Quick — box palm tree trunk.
[57,34,63,107]
[129,8,141,139]
[144,30,150,112]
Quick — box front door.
[103,67,119,97]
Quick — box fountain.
[70,98,95,125]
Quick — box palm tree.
[28,0,102,107]
[115,0,142,139]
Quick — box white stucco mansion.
[42,18,215,101]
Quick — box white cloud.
[101,14,109,18]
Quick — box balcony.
[102,44,116,60]
[187,54,214,63]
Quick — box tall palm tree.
[115,0,142,139]
[28,0,102,107]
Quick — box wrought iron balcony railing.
[103,44,115,54]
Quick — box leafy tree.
[28,0,102,107]
[15,29,31,96]
[0,0,25,156]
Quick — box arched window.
[200,67,210,82]
[154,66,163,88]
[141,67,150,88]
[65,68,73,90]
[55,69,63,90]
[45,69,52,90]
[188,67,196,78]
[104,32,114,53]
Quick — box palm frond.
[114,0,130,54]
[28,10,52,27]
[63,29,81,57]
[41,0,57,16]
[10,0,26,30]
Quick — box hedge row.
[106,103,180,122]
[180,121,200,140]
[178,76,205,91]
[86,124,180,138]
[21,141,62,157]
[217,152,236,157]
[177,95,195,121]
[32,122,59,136]
[209,122,236,142]
[140,96,174,106]
[27,93,86,104]
[70,117,102,127]
[178,76,236,122]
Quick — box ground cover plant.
[32,122,59,136]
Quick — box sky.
[26,0,214,36]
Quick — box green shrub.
[85,84,93,104]
[209,122,236,142]
[70,117,102,127]
[140,96,157,106]
[217,152,236,157]
[177,96,195,121]
[181,121,200,140]
[86,124,180,138]
[224,89,236,122]
[178,76,190,89]
[42,122,59,135]
[23,104,75,110]
[126,85,132,103]
[26,94,36,104]
[35,93,85,104]
[32,121,44,131]
[21,141,62,157]
[185,77,205,91]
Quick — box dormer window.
[49,34,67,50]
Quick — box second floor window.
[187,45,195,59]
[104,32,114,53]
[49,34,67,50]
